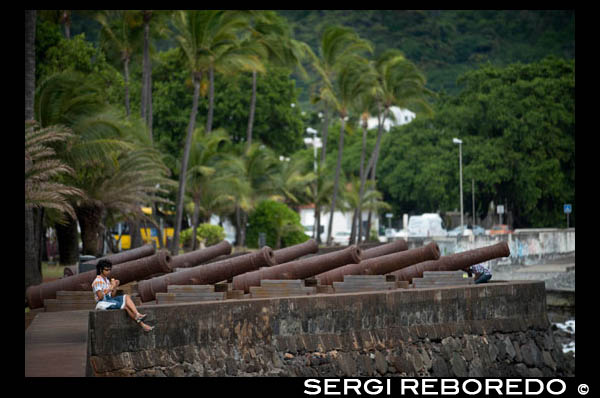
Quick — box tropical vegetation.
[25,10,574,295]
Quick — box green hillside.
[278,10,574,101]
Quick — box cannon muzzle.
[390,242,510,283]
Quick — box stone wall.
[86,281,573,377]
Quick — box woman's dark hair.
[96,259,113,275]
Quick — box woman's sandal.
[142,325,155,332]
[135,313,147,323]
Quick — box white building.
[298,204,380,242]
[367,106,415,131]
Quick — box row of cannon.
[25,238,510,309]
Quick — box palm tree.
[217,142,280,247]
[319,54,374,245]
[263,151,314,207]
[95,10,144,118]
[25,9,41,292]
[241,11,311,148]
[363,50,435,234]
[25,121,84,222]
[35,71,173,256]
[170,10,257,253]
[308,25,372,244]
[185,128,230,250]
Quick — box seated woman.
[92,259,154,332]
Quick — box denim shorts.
[475,273,492,284]
[102,294,126,310]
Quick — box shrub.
[246,200,309,249]
[180,223,226,249]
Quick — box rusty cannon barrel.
[81,243,156,267]
[315,241,439,285]
[171,240,232,269]
[233,245,362,293]
[361,238,408,260]
[25,250,172,309]
[137,246,276,302]
[272,239,319,264]
[390,241,511,283]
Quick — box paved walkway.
[25,310,90,377]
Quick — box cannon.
[389,242,511,283]
[26,250,172,309]
[360,238,408,259]
[170,240,232,269]
[232,245,362,293]
[81,243,156,267]
[315,242,439,285]
[272,239,319,264]
[137,246,276,302]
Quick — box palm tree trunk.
[76,204,104,257]
[206,66,215,134]
[55,215,80,264]
[61,10,71,39]
[320,105,330,166]
[25,10,42,297]
[246,70,257,148]
[349,208,358,245]
[141,20,149,122]
[365,107,388,239]
[357,122,368,244]
[123,56,131,118]
[191,199,200,251]
[25,10,36,121]
[172,74,202,254]
[326,118,345,245]
[314,204,322,244]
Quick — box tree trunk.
[320,105,329,166]
[349,208,358,245]
[191,199,200,251]
[172,74,201,254]
[206,66,215,134]
[314,204,322,244]
[25,10,36,121]
[326,118,345,245]
[55,215,79,265]
[123,56,131,118]
[357,121,368,244]
[25,10,41,297]
[246,70,257,148]
[76,204,104,257]
[129,220,143,249]
[142,14,153,141]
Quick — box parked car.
[472,225,485,236]
[448,225,486,237]
[489,224,513,235]
[332,231,351,245]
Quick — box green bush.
[180,224,226,249]
[246,200,309,249]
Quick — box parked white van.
[407,213,447,237]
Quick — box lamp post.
[453,138,464,229]
[305,127,318,172]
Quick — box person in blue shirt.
[467,263,492,284]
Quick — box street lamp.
[452,138,464,229]
[305,127,319,172]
